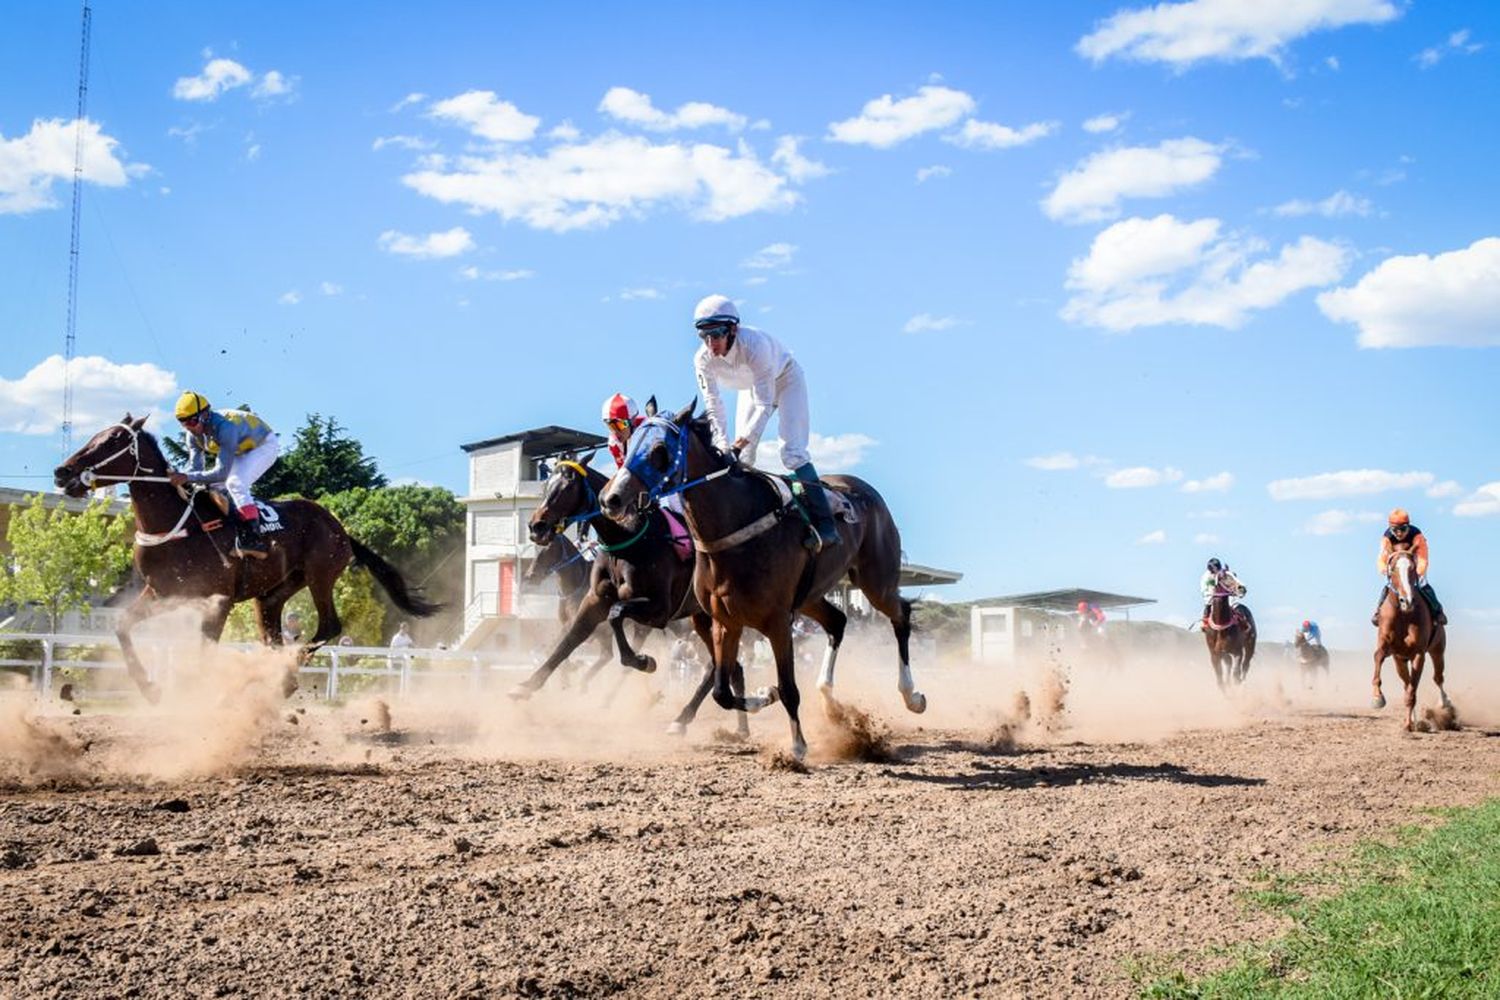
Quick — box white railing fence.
[0,632,531,702]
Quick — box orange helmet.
[1077,601,1089,613]
[1388,508,1410,526]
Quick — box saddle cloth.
[765,474,859,523]
[660,506,693,561]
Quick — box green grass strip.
[1143,797,1500,999]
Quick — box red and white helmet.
[601,392,640,428]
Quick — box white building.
[456,425,605,653]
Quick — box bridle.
[70,422,174,487]
[621,415,734,513]
[1205,571,1245,632]
[539,460,601,534]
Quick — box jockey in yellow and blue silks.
[167,391,279,557]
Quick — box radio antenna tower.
[62,0,93,454]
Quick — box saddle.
[762,472,859,524]
[197,489,284,535]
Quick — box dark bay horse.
[1293,633,1330,680]
[1372,547,1450,730]
[512,455,746,737]
[1203,568,1256,689]
[54,416,440,702]
[523,530,614,689]
[601,402,925,761]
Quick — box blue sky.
[2,1,1497,649]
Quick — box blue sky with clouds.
[2,1,1497,649]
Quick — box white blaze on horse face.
[1393,554,1415,608]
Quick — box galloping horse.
[523,530,614,689]
[601,402,925,761]
[1293,633,1330,679]
[1372,547,1450,730]
[54,416,440,702]
[511,454,746,737]
[1203,568,1256,689]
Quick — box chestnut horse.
[512,455,747,737]
[1203,568,1256,689]
[600,402,925,761]
[1372,547,1451,730]
[54,416,440,702]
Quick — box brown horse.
[1203,568,1256,688]
[600,402,924,761]
[1292,632,1330,680]
[54,416,440,703]
[523,530,615,689]
[1372,547,1450,730]
[513,454,747,737]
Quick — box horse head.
[601,398,725,530]
[528,451,598,545]
[53,414,153,497]
[1215,568,1246,598]
[1386,548,1417,612]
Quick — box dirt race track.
[3,648,1499,999]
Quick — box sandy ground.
[3,641,1499,999]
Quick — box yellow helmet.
[1388,507,1410,526]
[174,391,210,421]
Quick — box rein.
[73,422,224,548]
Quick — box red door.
[498,560,515,616]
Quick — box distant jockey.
[692,293,839,551]
[1298,620,1322,646]
[167,391,278,558]
[1076,600,1106,629]
[1373,508,1446,626]
[602,392,691,561]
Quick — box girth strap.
[694,507,788,554]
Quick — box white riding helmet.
[693,294,739,329]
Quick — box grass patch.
[1142,797,1500,998]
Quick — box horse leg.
[1371,645,1388,710]
[798,598,847,719]
[1406,652,1425,732]
[115,586,164,704]
[200,595,233,644]
[766,620,807,761]
[669,611,734,736]
[1431,637,1452,711]
[862,587,927,714]
[255,571,306,647]
[710,623,777,714]
[576,627,616,692]
[608,599,658,673]
[511,596,610,698]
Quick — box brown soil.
[3,655,1499,999]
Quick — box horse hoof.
[507,685,535,702]
[904,691,928,715]
[141,682,162,706]
[638,655,657,675]
[792,739,808,762]
[1441,693,1454,710]
[1371,695,1386,710]
[665,721,687,737]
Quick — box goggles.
[605,417,632,433]
[1389,523,1411,536]
[696,321,735,341]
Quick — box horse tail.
[350,538,443,617]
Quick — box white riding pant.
[224,433,279,512]
[734,358,810,471]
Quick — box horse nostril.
[602,493,620,513]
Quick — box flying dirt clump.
[817,700,896,763]
[0,698,89,785]
[1421,703,1460,732]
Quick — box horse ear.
[131,414,148,431]
[644,395,658,418]
[673,397,697,424]
[579,449,598,467]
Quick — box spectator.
[388,621,414,671]
[282,611,303,645]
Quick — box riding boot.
[1371,585,1388,626]
[1419,583,1447,625]
[233,504,268,558]
[792,463,840,551]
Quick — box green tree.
[255,413,387,498]
[0,494,133,631]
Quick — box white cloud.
[548,121,581,142]
[771,136,830,182]
[903,313,965,334]
[1137,529,1167,545]
[916,165,952,183]
[1268,469,1434,501]
[372,134,436,152]
[245,143,262,161]
[1317,237,1500,348]
[458,265,534,282]
[1189,508,1232,519]
[1302,509,1383,535]
[598,87,747,132]
[427,90,540,142]
[1082,112,1127,134]
[742,243,797,271]
[172,58,253,101]
[1192,532,1220,544]
[1417,27,1485,68]
[1076,0,1401,69]
[752,431,876,473]
[1107,466,1184,488]
[251,70,296,100]
[319,281,343,296]
[278,290,302,305]
[827,85,976,148]
[1454,483,1500,518]
[944,118,1056,150]
[1025,452,1080,471]
[402,133,798,232]
[1182,471,1234,493]
[619,287,661,300]
[377,226,476,259]
[390,93,427,113]
[1043,138,1224,223]
[1272,189,1373,218]
[0,118,140,214]
[0,355,176,435]
[1426,480,1463,499]
[1064,214,1349,331]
